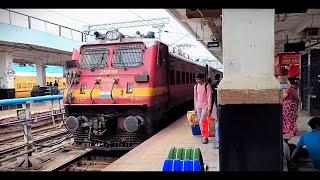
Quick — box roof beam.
[186,9,222,19]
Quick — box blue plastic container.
[191,125,201,136]
[162,159,201,172]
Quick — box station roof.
[166,9,320,63]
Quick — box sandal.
[202,138,208,144]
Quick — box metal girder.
[83,17,170,33]
[275,9,308,14]
[186,9,222,19]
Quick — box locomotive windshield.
[112,44,144,68]
[80,47,108,69]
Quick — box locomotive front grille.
[73,129,149,151]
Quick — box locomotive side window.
[157,51,163,67]
[113,44,144,68]
[80,47,108,69]
[176,71,181,85]
[186,72,189,84]
[170,70,175,85]
[182,71,186,84]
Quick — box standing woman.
[282,77,300,137]
[194,73,212,144]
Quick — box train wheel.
[145,109,154,136]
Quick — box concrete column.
[62,64,67,78]
[36,61,46,87]
[0,52,14,89]
[218,9,282,171]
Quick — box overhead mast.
[82,17,193,61]
[82,18,170,42]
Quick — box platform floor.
[102,113,219,171]
[102,108,314,171]
[289,111,311,145]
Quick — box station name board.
[277,52,300,65]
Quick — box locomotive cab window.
[186,72,189,84]
[182,71,186,84]
[170,70,175,85]
[157,51,163,67]
[112,44,144,68]
[176,71,181,85]
[80,47,108,69]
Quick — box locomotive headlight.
[126,82,134,93]
[106,30,120,41]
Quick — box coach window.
[182,71,186,84]
[28,83,32,89]
[22,83,27,88]
[17,83,21,89]
[189,73,193,83]
[176,71,181,85]
[170,70,175,85]
[186,72,189,84]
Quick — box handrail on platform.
[0,95,64,106]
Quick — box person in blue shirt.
[291,117,320,170]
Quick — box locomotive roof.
[83,38,159,48]
[79,38,221,72]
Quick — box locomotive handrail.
[169,46,192,61]
[0,95,64,106]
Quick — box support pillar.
[0,52,14,89]
[218,9,282,171]
[36,61,46,87]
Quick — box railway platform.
[102,110,313,171]
[102,112,219,171]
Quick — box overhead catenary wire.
[46,9,90,26]
[127,9,184,45]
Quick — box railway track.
[57,151,125,171]
[0,120,64,145]
[0,128,71,160]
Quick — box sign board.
[277,52,300,65]
[17,109,27,120]
[207,41,219,48]
[5,65,15,79]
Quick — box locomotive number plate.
[100,69,118,75]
